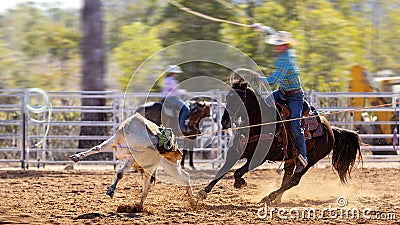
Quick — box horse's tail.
[331,126,363,184]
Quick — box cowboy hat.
[267,31,296,45]
[166,65,183,74]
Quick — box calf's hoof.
[106,187,115,198]
[196,189,207,200]
[69,155,79,163]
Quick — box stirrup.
[298,154,308,167]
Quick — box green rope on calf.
[156,126,176,153]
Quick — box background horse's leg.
[180,149,188,169]
[189,143,195,169]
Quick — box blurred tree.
[296,0,362,91]
[158,0,233,82]
[0,2,81,90]
[78,0,109,157]
[103,0,162,51]
[0,0,399,93]
[0,39,20,89]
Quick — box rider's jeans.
[271,89,307,160]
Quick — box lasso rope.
[166,0,253,28]
[182,101,400,139]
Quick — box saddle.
[275,100,324,159]
[275,101,324,140]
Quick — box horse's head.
[221,80,249,129]
[187,101,211,131]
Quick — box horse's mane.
[232,79,254,93]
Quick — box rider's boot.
[294,154,308,173]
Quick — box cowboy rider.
[253,24,308,173]
[162,65,191,134]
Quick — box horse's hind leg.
[274,161,295,203]
[260,166,309,204]
[233,160,250,189]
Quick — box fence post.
[21,91,27,169]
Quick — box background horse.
[136,101,211,169]
[198,80,362,203]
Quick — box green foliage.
[0,0,400,92]
[296,0,361,91]
[0,3,81,91]
[112,22,163,91]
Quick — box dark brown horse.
[136,101,211,168]
[198,80,362,203]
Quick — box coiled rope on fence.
[24,88,52,147]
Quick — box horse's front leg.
[233,159,250,189]
[106,157,134,198]
[180,149,188,169]
[198,145,241,200]
[273,161,295,203]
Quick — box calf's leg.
[106,157,134,197]
[161,159,196,205]
[69,135,116,162]
[138,172,152,209]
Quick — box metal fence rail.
[0,89,227,169]
[1,89,400,169]
[310,91,400,157]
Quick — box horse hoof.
[188,198,198,208]
[233,178,247,189]
[69,155,79,163]
[196,190,207,200]
[106,188,115,198]
[259,191,278,204]
[274,197,282,204]
[259,196,272,204]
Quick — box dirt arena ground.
[0,165,399,225]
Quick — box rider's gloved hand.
[252,23,264,30]
[251,23,276,35]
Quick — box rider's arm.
[258,56,286,86]
[165,77,187,97]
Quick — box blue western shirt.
[259,49,301,91]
